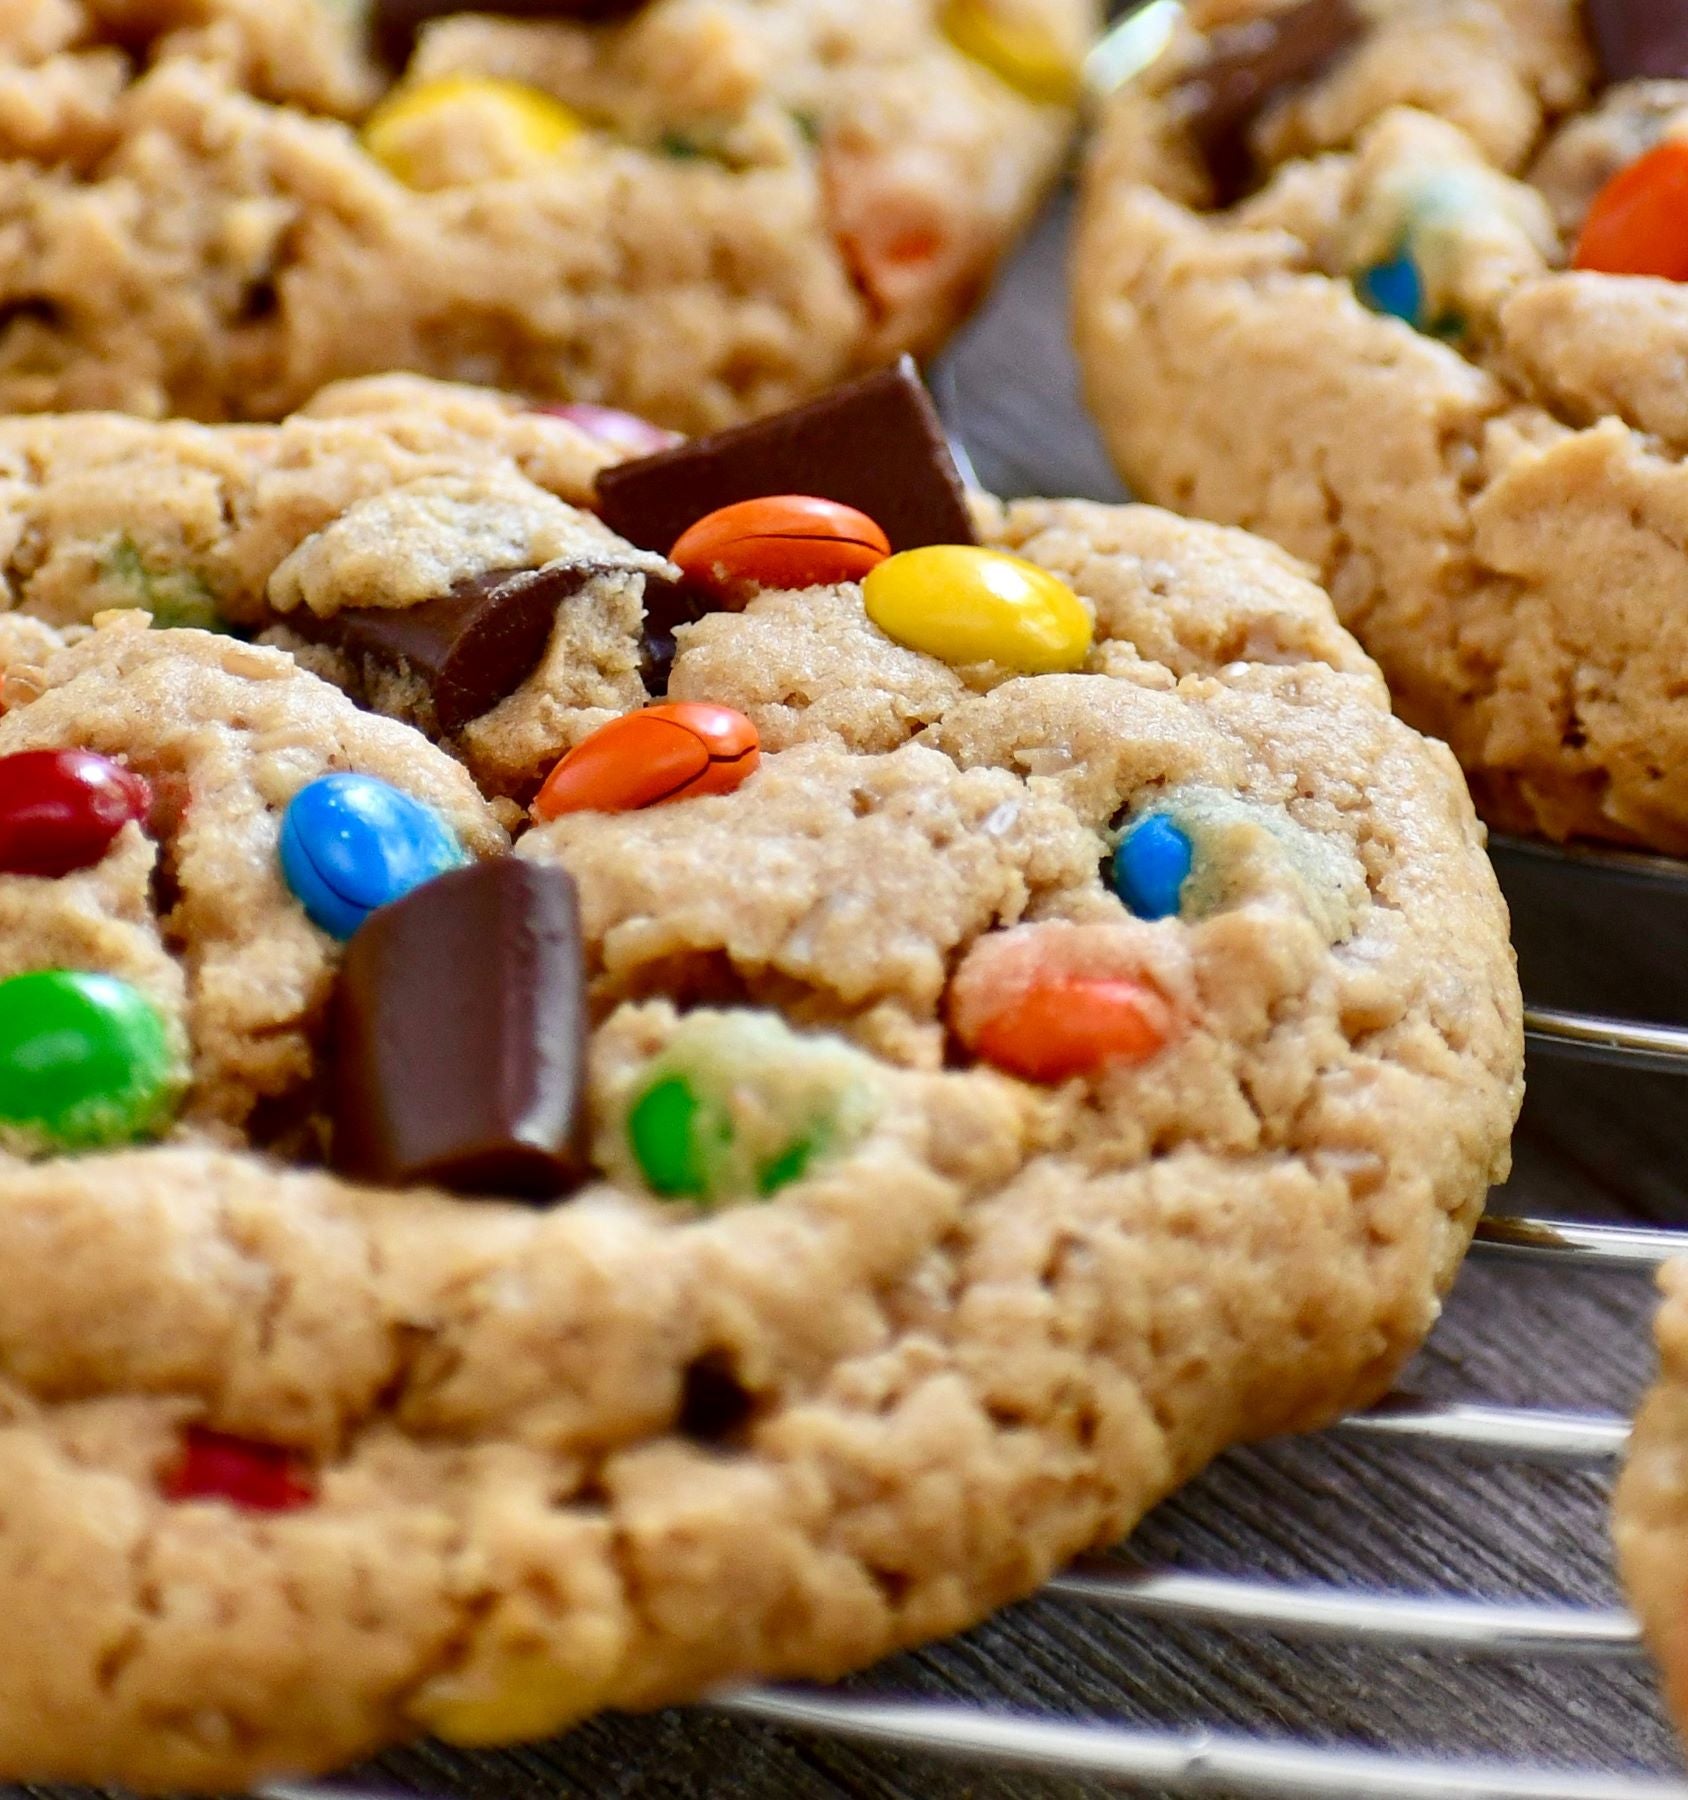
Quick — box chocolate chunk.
[595,357,977,558]
[291,562,602,736]
[1174,0,1364,202]
[371,0,646,70]
[332,859,590,1201]
[1586,0,1688,82]
[638,576,709,697]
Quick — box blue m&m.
[279,774,464,939]
[1111,813,1194,921]
[1355,252,1425,327]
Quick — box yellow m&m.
[940,0,1082,106]
[863,545,1093,673]
[363,76,586,188]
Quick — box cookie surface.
[1076,0,1688,851]
[1616,1264,1688,1747]
[0,384,1520,1788]
[0,0,1091,430]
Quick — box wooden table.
[312,187,1687,1800]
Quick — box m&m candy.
[966,973,1172,1083]
[1355,252,1426,327]
[362,75,586,187]
[534,403,682,460]
[862,545,1093,673]
[948,924,1175,1084]
[940,0,1081,105]
[0,749,151,878]
[1111,813,1195,921]
[163,1426,316,1512]
[1574,139,1688,281]
[669,496,891,606]
[279,774,465,940]
[532,704,759,821]
[0,970,177,1149]
[619,1012,877,1206]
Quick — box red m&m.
[0,750,151,878]
[163,1425,317,1512]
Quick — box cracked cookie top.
[1077,0,1688,851]
[0,0,1094,430]
[0,371,1521,1789]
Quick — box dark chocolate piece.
[291,562,602,736]
[1585,0,1688,82]
[1174,0,1363,203]
[638,575,708,697]
[371,0,645,70]
[332,859,590,1201]
[594,357,977,557]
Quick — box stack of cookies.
[0,0,1680,1785]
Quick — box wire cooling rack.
[628,833,1680,1798]
[252,838,1688,1800]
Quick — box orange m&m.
[948,921,1176,1083]
[669,496,891,606]
[1574,139,1688,281]
[532,702,759,821]
[967,973,1172,1084]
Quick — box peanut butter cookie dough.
[1616,1264,1688,1752]
[1075,0,1688,851]
[0,375,1520,1788]
[0,0,1094,431]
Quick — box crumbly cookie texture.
[1075,0,1688,851]
[0,424,1519,1786]
[0,373,677,794]
[1617,1264,1688,1742]
[0,0,1092,431]
[0,617,506,1143]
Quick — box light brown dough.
[1076,0,1688,850]
[0,413,1520,1787]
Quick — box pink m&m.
[536,403,682,459]
[0,750,151,878]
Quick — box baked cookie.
[0,376,1521,1789]
[1076,0,1688,851]
[1616,1265,1688,1751]
[0,0,1094,431]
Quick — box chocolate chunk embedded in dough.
[1585,0,1688,82]
[331,859,590,1201]
[1174,0,1364,202]
[371,0,646,69]
[595,359,978,557]
[291,563,604,736]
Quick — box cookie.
[0,371,672,797]
[1075,0,1688,851]
[1617,1263,1688,1746]
[0,373,1521,1787]
[0,0,1094,431]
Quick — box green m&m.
[0,971,179,1151]
[621,1012,878,1208]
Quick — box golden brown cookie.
[0,0,1094,430]
[0,381,1520,1788]
[1074,0,1688,851]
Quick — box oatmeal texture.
[0,0,1092,431]
[0,373,678,793]
[1075,0,1688,850]
[0,393,1520,1786]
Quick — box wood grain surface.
[19,183,1688,1800]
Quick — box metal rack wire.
[679,833,1688,1798]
